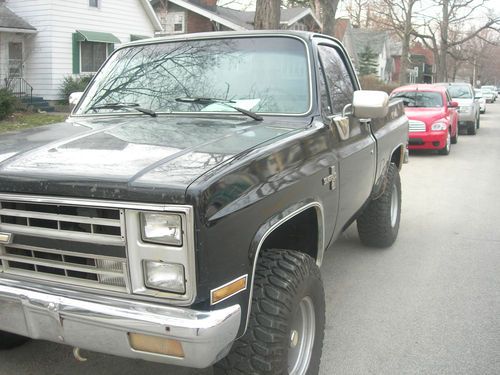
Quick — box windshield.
[392,91,443,108]
[75,37,310,116]
[447,85,472,99]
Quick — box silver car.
[435,83,480,135]
[474,89,486,113]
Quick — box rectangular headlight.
[144,260,185,293]
[141,212,182,246]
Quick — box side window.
[318,45,355,114]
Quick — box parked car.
[474,89,487,113]
[481,85,497,101]
[392,84,458,155]
[481,88,495,103]
[435,82,480,135]
[0,31,409,374]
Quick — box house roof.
[151,1,320,30]
[351,29,389,56]
[0,4,36,33]
[140,0,163,32]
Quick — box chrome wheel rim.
[446,132,451,152]
[390,184,398,228]
[288,296,315,375]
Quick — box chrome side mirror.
[352,90,389,119]
[69,92,83,106]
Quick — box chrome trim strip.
[245,202,324,331]
[0,193,192,212]
[210,274,248,306]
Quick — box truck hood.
[0,116,300,203]
[404,107,446,125]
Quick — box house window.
[81,41,108,73]
[165,12,185,34]
[89,0,99,7]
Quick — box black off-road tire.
[357,163,401,248]
[214,249,325,375]
[0,331,30,350]
[476,115,480,129]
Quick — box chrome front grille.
[0,199,128,292]
[409,120,426,133]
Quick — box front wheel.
[0,331,30,350]
[357,163,401,248]
[439,131,451,155]
[214,249,325,375]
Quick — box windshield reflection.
[75,37,311,116]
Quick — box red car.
[391,84,459,155]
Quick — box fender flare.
[244,199,325,331]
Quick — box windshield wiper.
[175,97,263,121]
[89,103,157,117]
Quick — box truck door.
[317,44,377,230]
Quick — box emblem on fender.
[0,232,13,244]
[322,166,337,190]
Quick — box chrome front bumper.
[0,278,241,368]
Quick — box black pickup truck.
[0,31,408,374]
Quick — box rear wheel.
[214,249,325,375]
[0,331,30,350]
[357,163,401,248]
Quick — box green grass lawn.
[0,112,67,134]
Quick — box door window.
[318,45,355,114]
[8,42,23,77]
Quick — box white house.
[351,28,392,83]
[1,0,162,101]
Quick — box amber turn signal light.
[128,333,184,358]
[211,275,248,305]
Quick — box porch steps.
[22,96,55,112]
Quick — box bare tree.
[254,0,280,29]
[345,0,370,28]
[414,0,500,81]
[372,0,418,85]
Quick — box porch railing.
[2,76,33,105]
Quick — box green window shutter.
[107,43,114,55]
[72,33,80,74]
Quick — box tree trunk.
[321,0,340,36]
[399,36,411,85]
[399,2,416,85]
[437,0,449,81]
[254,0,280,30]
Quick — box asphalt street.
[1,103,499,374]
